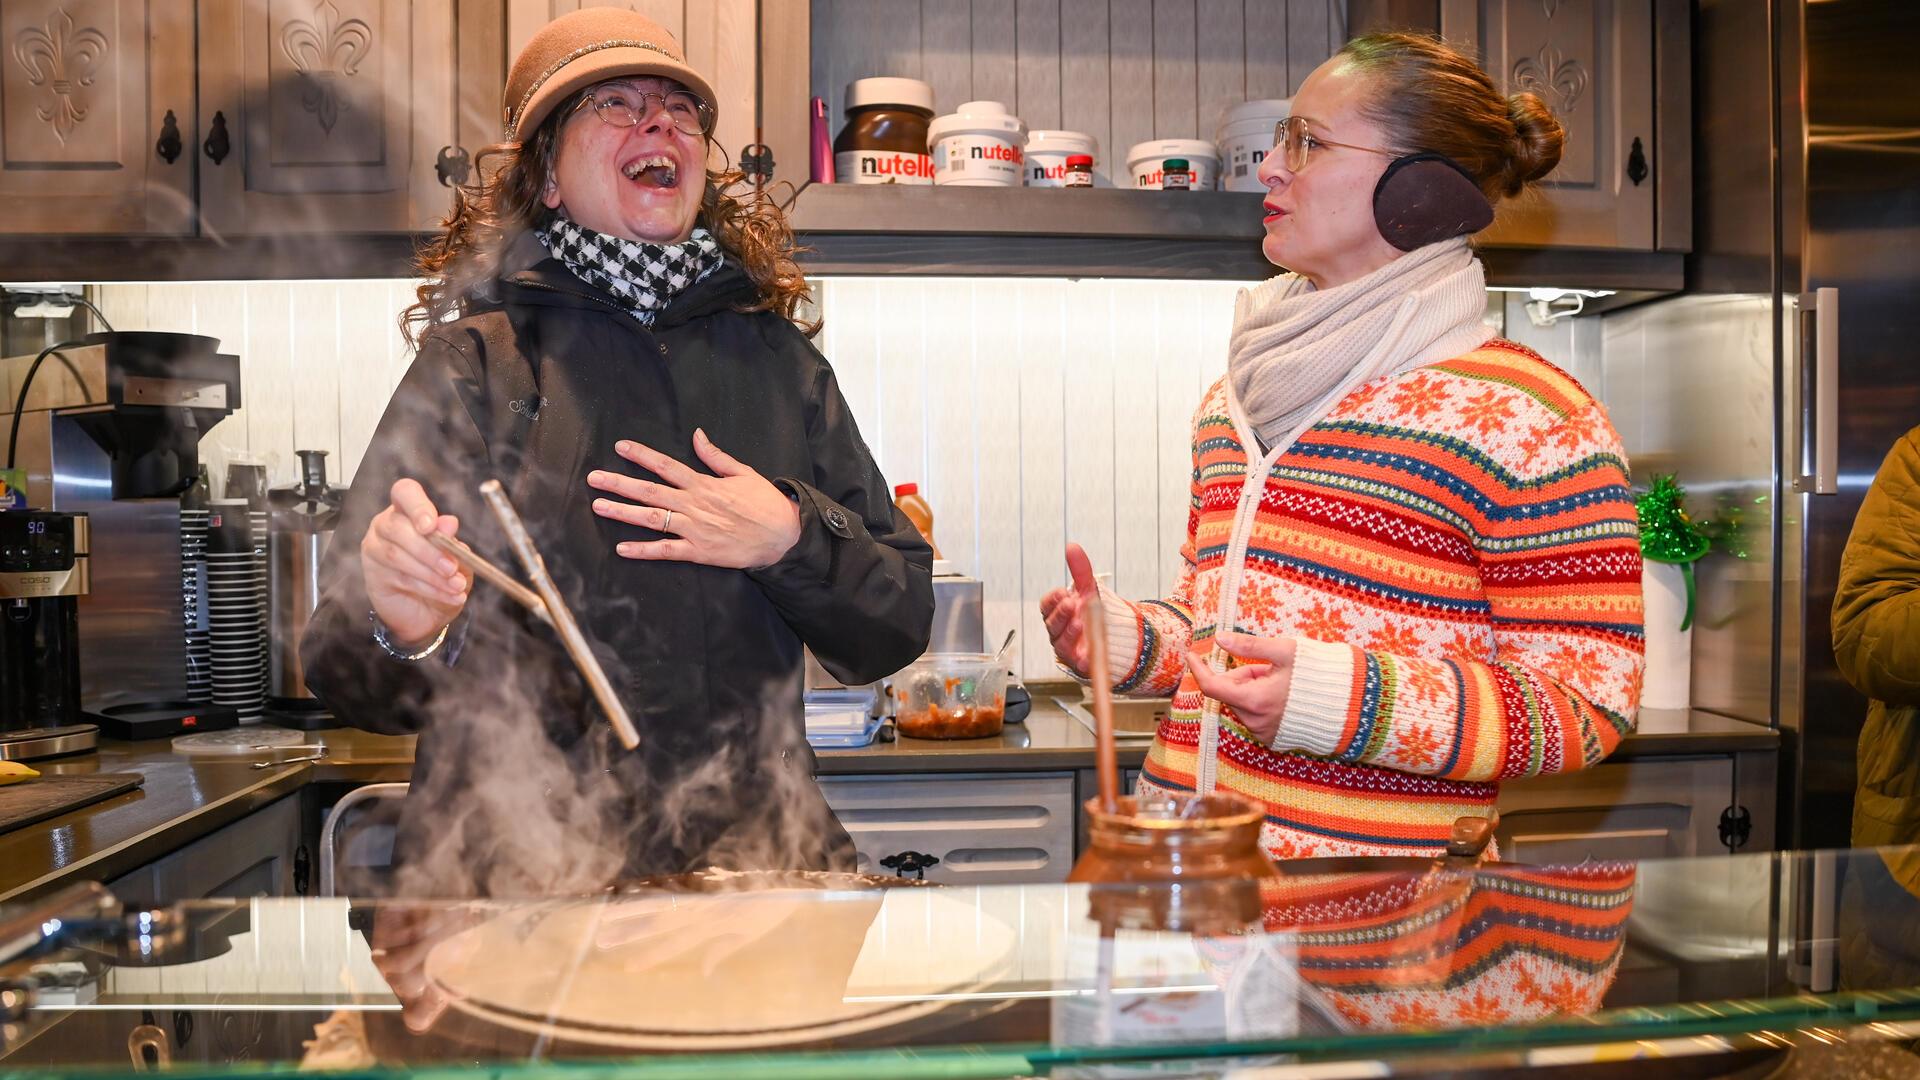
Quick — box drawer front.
[818,773,1076,885]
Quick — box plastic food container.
[930,101,1027,187]
[891,653,1010,739]
[1126,139,1220,191]
[1216,98,1290,192]
[1025,129,1099,187]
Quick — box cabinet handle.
[155,110,182,164]
[436,144,472,187]
[1626,136,1649,186]
[203,111,231,165]
[879,850,940,880]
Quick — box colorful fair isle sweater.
[1110,340,1644,858]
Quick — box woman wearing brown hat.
[301,8,932,895]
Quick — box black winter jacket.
[301,247,933,895]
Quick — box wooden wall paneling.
[412,0,460,231]
[1151,0,1198,140]
[1063,281,1119,608]
[1107,0,1157,186]
[920,1,976,115]
[1057,0,1113,184]
[1108,280,1162,602]
[91,286,150,337]
[1286,0,1340,93]
[1195,0,1247,144]
[756,0,812,191]
[1015,0,1064,131]
[875,281,929,508]
[971,279,1025,660]
[457,0,508,152]
[288,289,344,476]
[504,0,554,61]
[683,0,758,180]
[821,279,882,449]
[386,282,422,397]
[919,279,981,579]
[1243,0,1293,101]
[147,284,242,487]
[336,282,401,487]
[1014,281,1067,676]
[1151,283,1199,598]
[970,0,1020,108]
[240,284,298,491]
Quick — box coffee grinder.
[0,510,97,760]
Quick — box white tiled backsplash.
[92,276,1241,679]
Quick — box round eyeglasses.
[1272,115,1394,173]
[570,84,714,137]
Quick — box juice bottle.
[893,483,942,558]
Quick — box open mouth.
[621,154,681,190]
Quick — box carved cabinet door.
[195,0,498,234]
[0,0,195,235]
[1444,0,1658,250]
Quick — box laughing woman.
[302,9,931,895]
[1042,33,1644,860]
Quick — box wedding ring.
[661,509,673,532]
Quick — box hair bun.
[1500,92,1565,196]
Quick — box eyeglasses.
[1272,115,1394,173]
[569,84,714,137]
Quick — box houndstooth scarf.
[536,218,723,324]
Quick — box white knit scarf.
[1191,238,1493,795]
[1227,237,1492,456]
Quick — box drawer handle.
[879,850,940,880]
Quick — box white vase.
[1641,560,1692,711]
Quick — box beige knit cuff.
[1054,586,1144,691]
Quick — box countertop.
[0,697,1775,905]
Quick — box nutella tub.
[1025,130,1099,187]
[834,77,936,185]
[1217,99,1290,193]
[930,101,1027,187]
[1126,139,1220,191]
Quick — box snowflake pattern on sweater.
[1120,340,1645,859]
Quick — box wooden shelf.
[0,186,1685,293]
[786,183,1685,290]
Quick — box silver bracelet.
[371,611,449,662]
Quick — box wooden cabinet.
[0,0,196,235]
[196,0,503,234]
[1350,0,1690,253]
[818,773,1077,885]
[0,0,500,238]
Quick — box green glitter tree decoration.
[1637,474,1711,631]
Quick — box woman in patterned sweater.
[1042,33,1644,859]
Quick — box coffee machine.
[2,332,241,712]
[0,511,93,759]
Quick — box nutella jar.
[834,77,936,185]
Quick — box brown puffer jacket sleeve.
[1834,426,1920,707]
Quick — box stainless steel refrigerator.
[1680,0,1920,850]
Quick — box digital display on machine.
[0,512,75,573]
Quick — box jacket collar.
[488,228,760,329]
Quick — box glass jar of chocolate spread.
[834,77,936,185]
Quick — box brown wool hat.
[504,7,719,141]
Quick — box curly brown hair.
[403,90,816,347]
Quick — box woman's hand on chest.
[587,428,801,570]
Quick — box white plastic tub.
[1125,139,1220,191]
